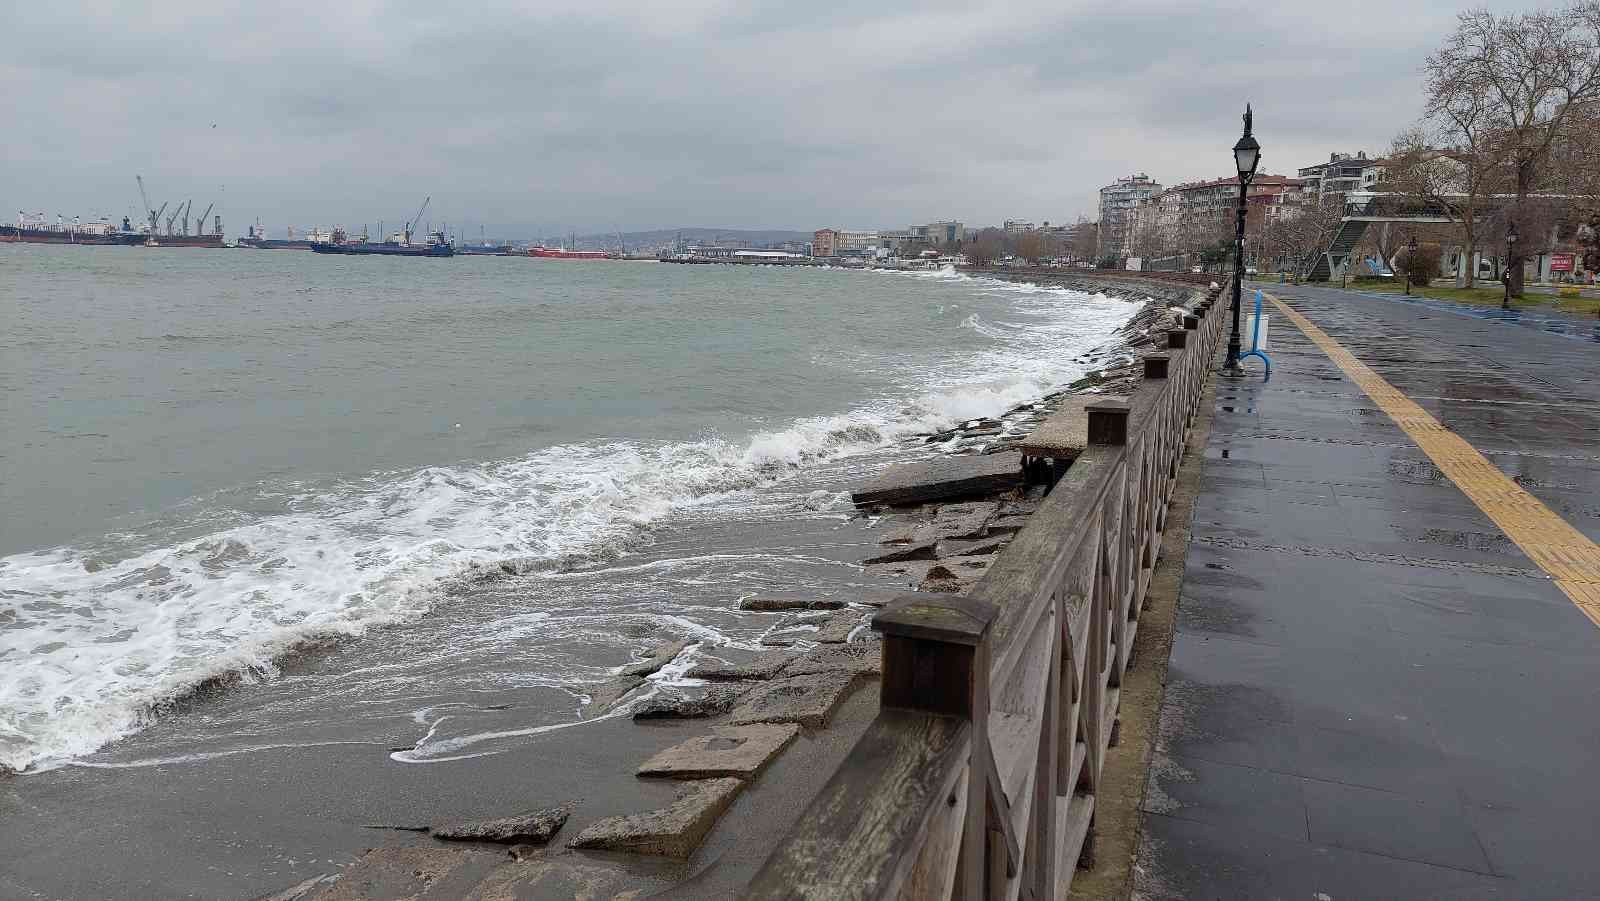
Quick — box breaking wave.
[0,273,1139,774]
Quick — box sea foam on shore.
[0,269,1140,774]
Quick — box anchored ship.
[3,214,121,245]
[239,221,331,250]
[311,226,454,257]
[526,246,612,259]
[311,197,454,257]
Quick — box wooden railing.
[745,278,1229,900]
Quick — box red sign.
[1551,253,1575,272]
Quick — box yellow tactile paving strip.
[1264,292,1600,629]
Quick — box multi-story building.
[1297,152,1386,199]
[812,228,837,258]
[1130,174,1307,261]
[910,221,965,247]
[835,230,879,254]
[1098,174,1163,260]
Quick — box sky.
[0,0,1534,238]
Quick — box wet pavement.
[1136,282,1600,900]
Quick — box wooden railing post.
[1166,328,1188,350]
[874,593,999,901]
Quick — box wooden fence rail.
[746,278,1229,900]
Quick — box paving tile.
[1142,753,1308,843]
[1301,779,1490,873]
[1136,812,1320,901]
[1144,283,1600,899]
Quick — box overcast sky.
[0,1,1534,237]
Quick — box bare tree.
[1070,217,1099,265]
[967,228,1005,268]
[1015,230,1048,265]
[1427,3,1600,294]
[1273,195,1345,277]
[1385,126,1506,287]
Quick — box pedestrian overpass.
[1300,192,1455,282]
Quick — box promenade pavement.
[1136,283,1600,900]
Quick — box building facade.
[812,229,837,258]
[1129,174,1307,264]
[1297,152,1386,199]
[1098,174,1163,260]
[910,221,965,247]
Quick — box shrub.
[1397,243,1443,286]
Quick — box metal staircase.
[1303,218,1370,281]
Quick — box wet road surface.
[1137,282,1600,899]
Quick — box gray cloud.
[0,0,1534,237]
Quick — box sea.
[0,246,1141,776]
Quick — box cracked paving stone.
[635,723,800,780]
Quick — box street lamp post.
[1224,105,1261,374]
[1404,235,1418,295]
[1502,221,1518,310]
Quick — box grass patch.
[1347,280,1600,316]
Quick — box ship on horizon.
[239,221,332,250]
[4,208,225,248]
[310,197,455,257]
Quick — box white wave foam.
[0,276,1139,773]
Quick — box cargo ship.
[239,221,329,250]
[128,230,225,248]
[311,226,455,257]
[3,217,122,245]
[526,246,612,260]
[4,214,224,247]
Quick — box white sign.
[1246,314,1270,351]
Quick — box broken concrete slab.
[811,609,868,644]
[924,501,1001,540]
[727,671,866,730]
[636,723,800,781]
[737,597,847,612]
[618,640,691,678]
[986,514,1033,534]
[569,778,744,859]
[684,649,798,682]
[631,685,749,720]
[301,846,502,900]
[918,555,996,594]
[459,849,644,899]
[865,559,942,589]
[1019,394,1130,461]
[431,804,572,844]
[780,642,882,679]
[580,675,645,717]
[851,452,1023,506]
[861,540,939,565]
[935,535,1010,558]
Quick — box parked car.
[1190,265,1203,273]
[1245,266,1259,276]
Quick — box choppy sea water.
[0,247,1141,773]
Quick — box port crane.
[150,202,168,234]
[196,202,216,235]
[136,175,159,233]
[165,201,184,236]
[404,196,430,244]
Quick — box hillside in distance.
[572,227,814,251]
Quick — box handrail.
[746,277,1230,900]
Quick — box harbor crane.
[196,202,216,235]
[404,196,430,243]
[165,201,183,235]
[181,199,193,235]
[136,175,158,233]
[150,202,168,234]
